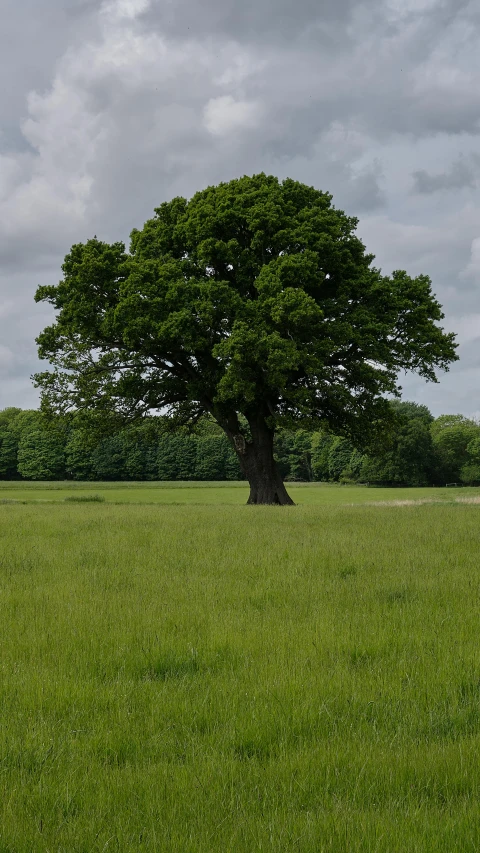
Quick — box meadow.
[1,482,480,851]
[1,479,480,505]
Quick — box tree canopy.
[34,173,457,504]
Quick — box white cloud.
[101,0,151,22]
[203,95,261,136]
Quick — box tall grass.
[1,498,480,850]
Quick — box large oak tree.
[34,174,457,504]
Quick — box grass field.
[1,483,480,851]
[1,479,479,505]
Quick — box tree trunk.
[232,417,295,506]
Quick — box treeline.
[1,402,479,485]
[277,402,480,486]
[0,408,243,482]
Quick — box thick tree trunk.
[232,417,295,506]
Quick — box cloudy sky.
[1,0,480,416]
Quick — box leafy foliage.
[17,428,66,481]
[0,429,18,479]
[35,175,456,436]
[359,402,435,486]
[65,429,96,480]
[32,174,457,502]
[1,405,479,486]
[431,415,479,483]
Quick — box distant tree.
[91,434,126,480]
[461,435,480,484]
[274,429,312,481]
[224,442,243,480]
[0,429,18,479]
[121,422,161,480]
[340,448,364,483]
[0,408,21,478]
[34,174,457,503]
[289,431,313,481]
[157,435,196,480]
[17,428,66,480]
[194,415,224,437]
[65,429,96,480]
[7,409,44,439]
[431,415,480,483]
[195,436,227,480]
[273,430,294,479]
[0,407,22,428]
[359,401,435,485]
[327,436,355,481]
[311,432,334,481]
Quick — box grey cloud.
[0,267,55,409]
[334,164,385,213]
[140,0,480,144]
[2,0,480,414]
[412,155,480,194]
[0,378,40,410]
[144,0,360,45]
[0,0,99,131]
[399,325,480,417]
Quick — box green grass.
[0,479,479,505]
[1,489,480,850]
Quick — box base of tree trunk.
[247,478,295,505]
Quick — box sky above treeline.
[1,0,479,416]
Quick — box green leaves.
[431,414,480,482]
[34,173,458,445]
[17,427,66,481]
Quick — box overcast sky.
[1,0,480,416]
